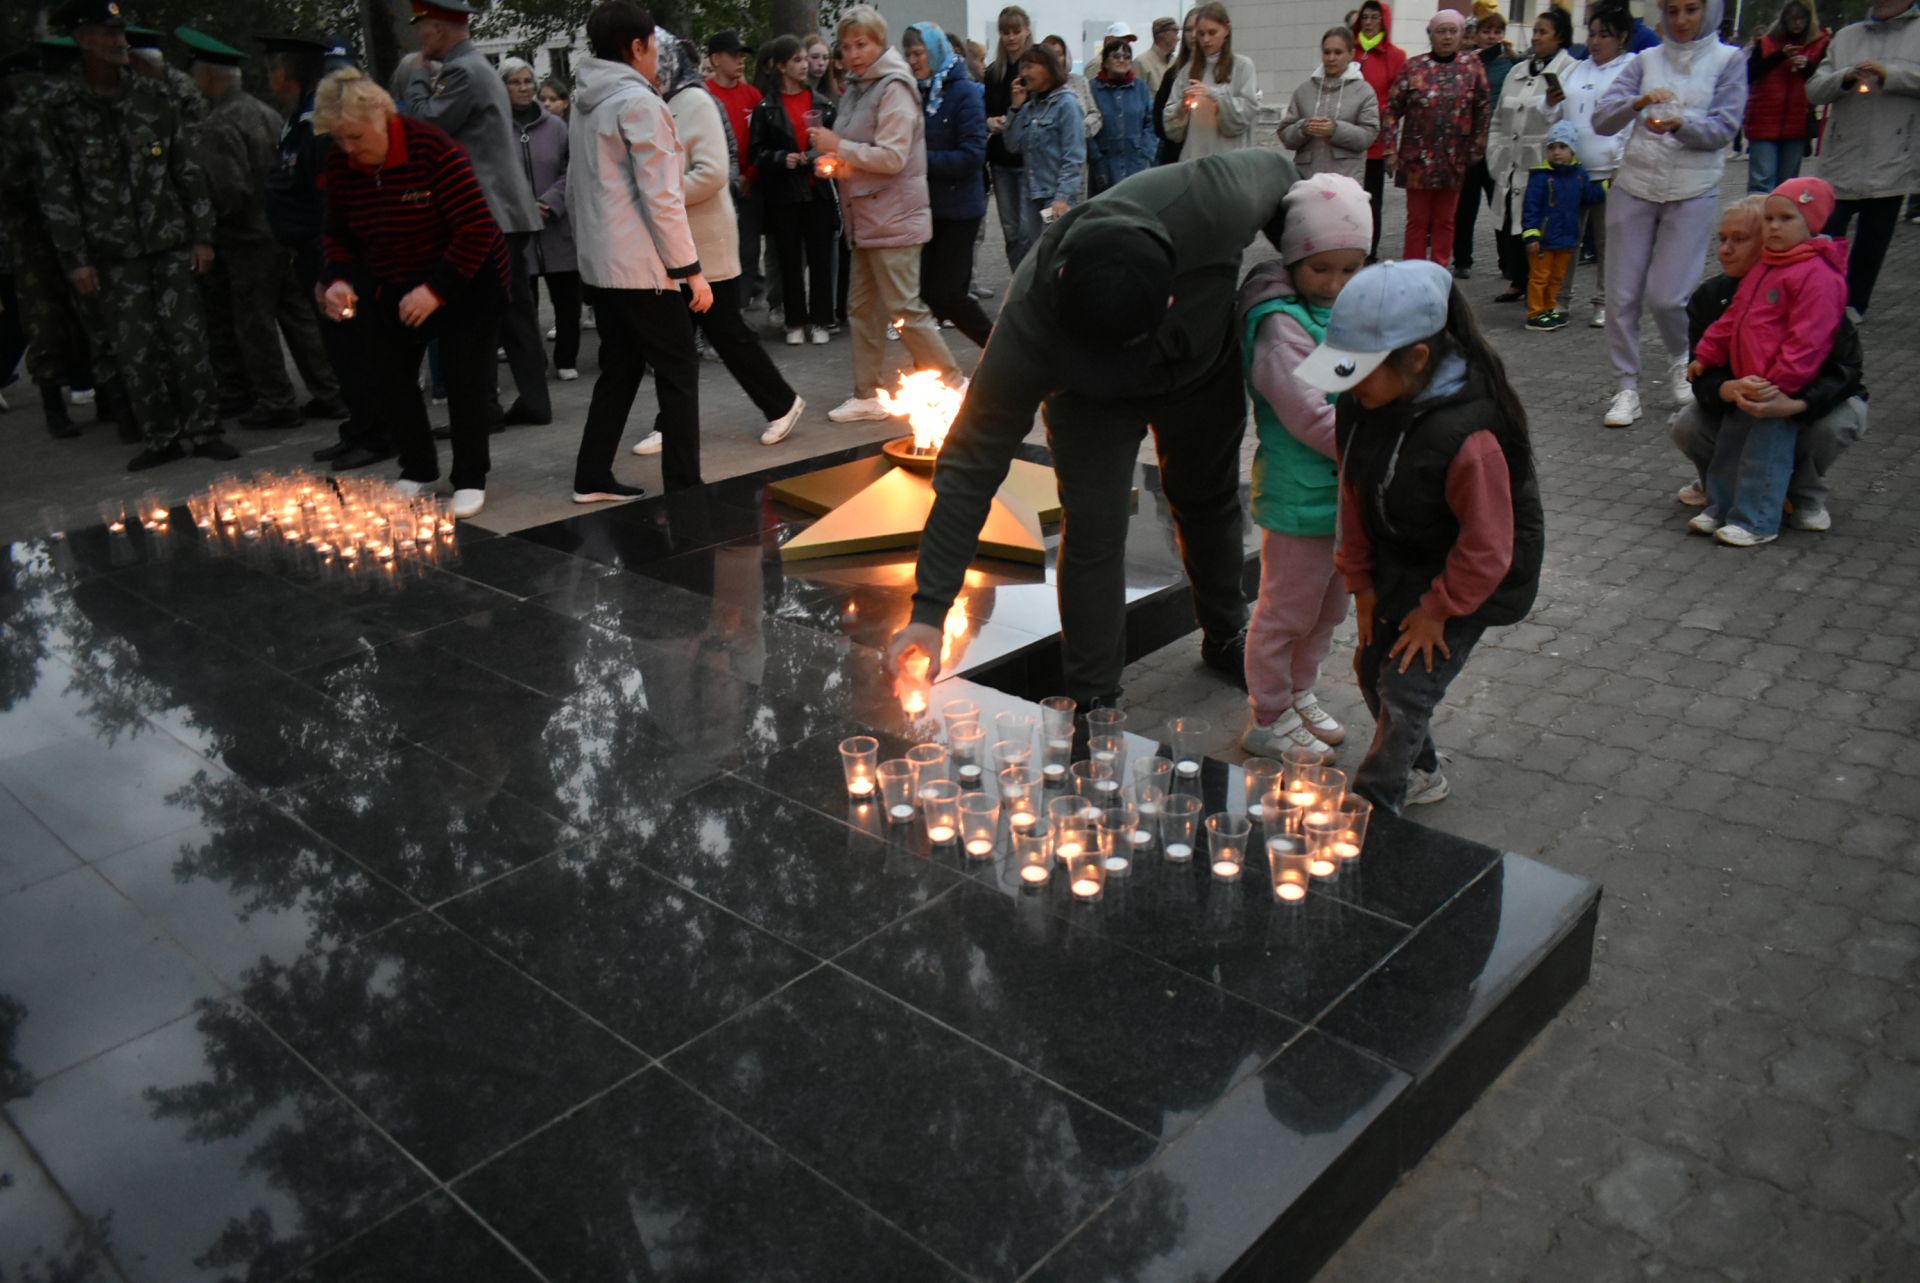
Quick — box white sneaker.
[545,326,557,341]
[762,396,803,446]
[431,396,448,410]
[393,478,435,498]
[556,368,578,381]
[828,395,892,423]
[1676,481,1707,507]
[1589,306,1606,329]
[630,430,663,456]
[1687,511,1722,536]
[1714,523,1776,548]
[785,328,805,346]
[886,324,901,342]
[582,308,597,330]
[496,347,508,362]
[1789,504,1831,532]
[1240,710,1333,762]
[809,327,830,345]
[1406,768,1450,805]
[451,488,485,519]
[1669,358,1692,408]
[1292,692,1346,746]
[68,386,96,406]
[1603,388,1641,428]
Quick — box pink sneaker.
[1292,692,1345,746]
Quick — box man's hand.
[684,273,713,313]
[397,284,440,327]
[1354,590,1378,648]
[191,243,214,273]
[323,280,358,321]
[69,265,99,296]
[886,622,945,683]
[1388,606,1452,674]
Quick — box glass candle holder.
[1095,802,1137,876]
[940,697,981,743]
[1125,782,1165,851]
[992,710,1034,757]
[1069,759,1114,816]
[907,743,948,804]
[921,780,961,845]
[999,766,1040,832]
[1088,732,1128,779]
[990,738,1032,774]
[958,792,1001,859]
[839,736,879,801]
[949,721,988,788]
[1265,797,1305,842]
[1160,794,1203,862]
[1296,764,1348,814]
[1085,706,1127,739]
[1169,717,1212,779]
[1053,814,1095,870]
[877,759,917,823]
[1040,732,1073,786]
[1243,757,1282,822]
[1065,842,1106,902]
[1207,811,1251,881]
[1333,796,1373,862]
[1131,755,1174,796]
[1267,834,1312,903]
[1280,744,1325,793]
[1304,809,1347,878]
[1014,825,1054,888]
[1038,696,1076,786]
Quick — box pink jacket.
[1693,236,1848,396]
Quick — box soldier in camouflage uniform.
[39,1,233,470]
[127,24,204,125]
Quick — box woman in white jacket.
[1485,7,1579,304]
[1276,26,1380,181]
[1162,2,1260,159]
[635,30,804,455]
[567,2,711,496]
[1547,7,1637,329]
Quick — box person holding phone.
[1485,6,1577,304]
[1003,42,1086,243]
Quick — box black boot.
[127,441,187,471]
[40,383,79,439]
[100,380,142,443]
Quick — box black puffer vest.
[1335,367,1544,628]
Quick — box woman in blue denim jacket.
[1003,43,1086,249]
[1088,36,1157,194]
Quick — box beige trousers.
[848,244,961,398]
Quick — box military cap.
[176,27,246,66]
[124,24,164,48]
[57,0,130,32]
[409,0,476,23]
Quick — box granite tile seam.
[0,1112,135,1283]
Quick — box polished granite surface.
[0,460,1597,1282]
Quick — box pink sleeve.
[1334,475,1374,594]
[1420,431,1514,619]
[1769,270,1847,396]
[1250,313,1337,459]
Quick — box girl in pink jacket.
[1685,176,1848,548]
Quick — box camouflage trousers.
[202,238,340,414]
[101,248,218,446]
[0,215,95,387]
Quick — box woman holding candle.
[749,36,842,346]
[1161,3,1260,160]
[314,69,508,519]
[1742,1,1828,193]
[1276,27,1380,182]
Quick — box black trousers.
[1829,196,1900,315]
[533,270,583,369]
[737,188,764,300]
[499,231,551,418]
[920,217,994,349]
[579,286,701,491]
[1494,191,1528,294]
[690,276,796,422]
[1454,160,1491,271]
[767,199,840,330]
[1364,158,1387,260]
[1353,613,1485,814]
[295,240,384,450]
[0,274,25,388]
[362,279,500,490]
[1041,346,1250,704]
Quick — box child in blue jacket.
[1523,120,1607,331]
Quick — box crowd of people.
[0,0,1913,809]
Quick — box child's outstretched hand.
[1686,360,1703,380]
[1390,607,1452,674]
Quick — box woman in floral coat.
[1382,9,1490,265]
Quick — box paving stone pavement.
[1126,163,1920,1281]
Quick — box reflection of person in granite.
[884,148,1299,707]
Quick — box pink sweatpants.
[1247,530,1350,725]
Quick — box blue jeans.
[991,165,1035,270]
[1745,138,1806,194]
[1353,613,1486,814]
[1704,409,1798,536]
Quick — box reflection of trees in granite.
[2,991,117,1283]
[0,545,57,714]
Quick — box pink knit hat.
[1280,172,1375,266]
[1771,177,1835,235]
[1428,9,1469,30]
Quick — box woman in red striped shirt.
[316,69,508,519]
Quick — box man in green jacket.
[886,147,1298,707]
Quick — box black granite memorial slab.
[0,454,1597,1283]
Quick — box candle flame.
[873,368,966,455]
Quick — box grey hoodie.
[1276,62,1380,181]
[567,55,701,289]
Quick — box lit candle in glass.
[1014,826,1052,887]
[958,792,1000,860]
[877,759,917,823]
[1243,758,1281,821]
[1207,812,1250,881]
[922,781,961,845]
[840,736,879,800]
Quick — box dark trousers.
[1454,161,1491,271]
[1828,196,1900,315]
[293,241,381,448]
[362,280,500,490]
[920,217,994,348]
[737,189,764,300]
[1041,347,1249,704]
[1353,612,1484,814]
[578,286,701,491]
[1495,191,1529,293]
[0,273,25,387]
[498,231,551,418]
[768,199,840,330]
[534,270,582,369]
[691,276,796,421]
[1364,158,1387,260]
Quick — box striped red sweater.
[321,115,509,302]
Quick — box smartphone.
[1039,207,1059,225]
[1543,71,1562,96]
